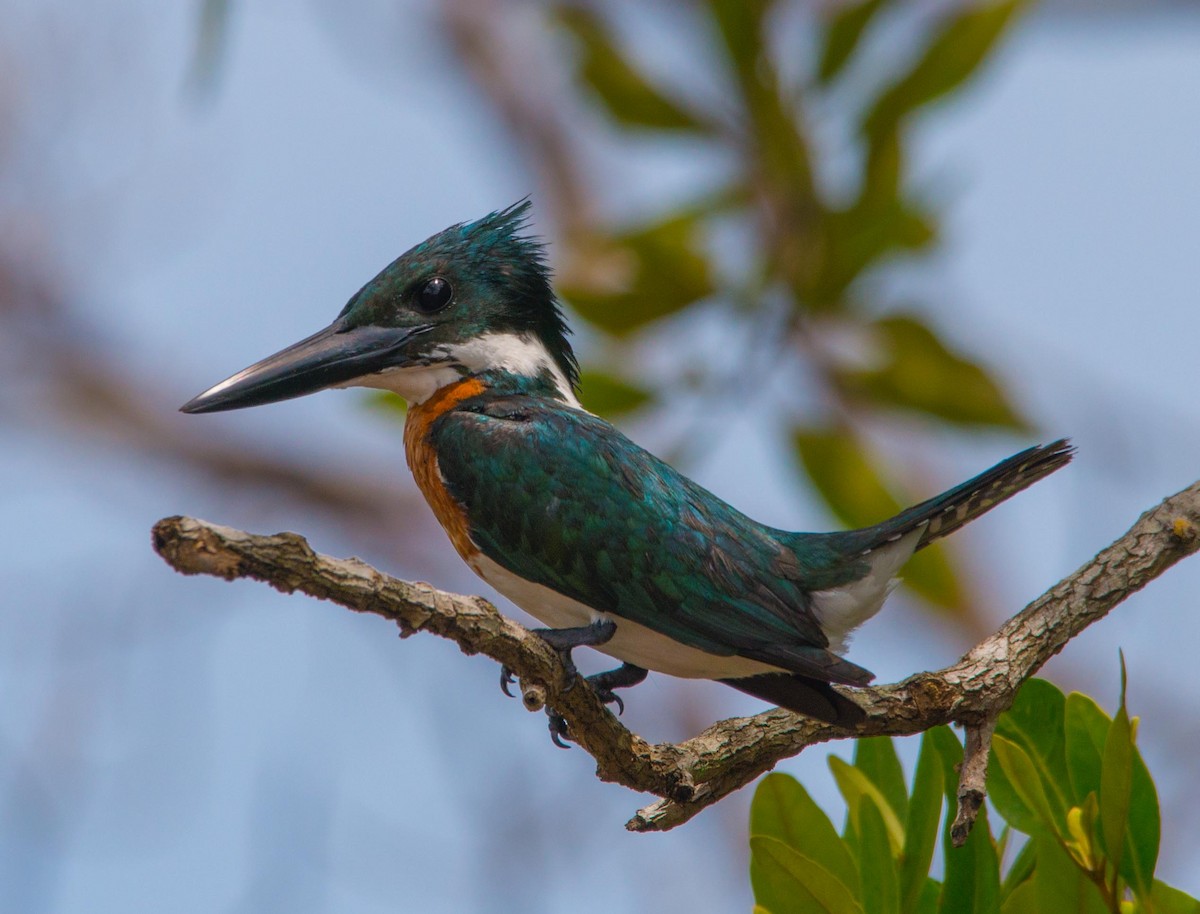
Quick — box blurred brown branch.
[151,478,1200,838]
[0,257,427,541]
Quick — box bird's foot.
[542,664,649,748]
[585,663,648,716]
[497,619,619,700]
[531,619,617,688]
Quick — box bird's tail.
[842,438,1074,556]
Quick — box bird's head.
[181,201,579,414]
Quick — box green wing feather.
[430,393,873,685]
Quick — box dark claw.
[500,665,515,698]
[548,712,572,748]
[592,686,625,716]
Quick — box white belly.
[469,554,784,680]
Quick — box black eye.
[415,277,453,313]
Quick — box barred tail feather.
[866,439,1074,554]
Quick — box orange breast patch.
[403,377,487,562]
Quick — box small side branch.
[152,479,1200,834]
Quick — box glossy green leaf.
[751,773,858,892]
[1100,704,1134,884]
[791,426,963,610]
[855,737,909,822]
[557,8,706,131]
[1031,830,1108,914]
[862,1,1024,143]
[990,680,1071,834]
[1065,692,1108,805]
[859,798,901,914]
[562,216,715,335]
[817,0,887,83]
[750,836,864,914]
[577,369,652,417]
[1065,690,1160,896]
[834,315,1027,429]
[990,734,1059,838]
[900,733,944,914]
[940,802,1000,914]
[1125,748,1161,900]
[830,756,906,854]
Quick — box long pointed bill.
[180,320,431,414]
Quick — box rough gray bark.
[152,479,1200,839]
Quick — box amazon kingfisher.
[181,201,1072,743]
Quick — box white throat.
[346,331,581,407]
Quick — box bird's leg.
[499,619,617,696]
[545,662,647,749]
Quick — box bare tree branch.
[151,479,1200,836]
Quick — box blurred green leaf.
[912,879,940,914]
[562,215,715,335]
[999,879,1036,914]
[900,733,944,914]
[187,0,233,98]
[751,773,858,892]
[940,803,1000,914]
[793,427,899,530]
[817,0,886,84]
[927,726,963,805]
[859,798,901,914]
[813,202,937,307]
[750,836,864,914]
[577,369,652,416]
[709,0,818,267]
[830,756,905,854]
[707,0,770,78]
[854,737,909,822]
[862,1,1025,143]
[556,8,707,131]
[834,315,1027,429]
[1031,830,1108,914]
[363,390,407,419]
[791,426,963,609]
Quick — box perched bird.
[182,202,1072,742]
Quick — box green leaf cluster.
[749,677,1199,914]
[550,0,1035,619]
